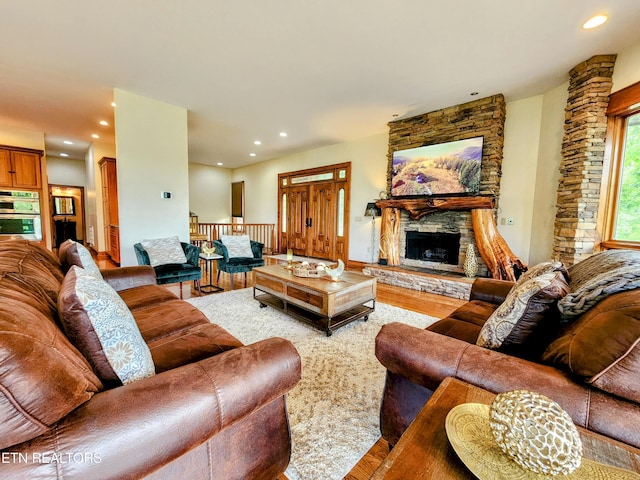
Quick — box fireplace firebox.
[405,231,461,266]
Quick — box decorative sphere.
[489,390,582,475]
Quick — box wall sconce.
[364,202,382,264]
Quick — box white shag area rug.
[188,288,437,479]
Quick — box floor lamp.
[364,202,382,264]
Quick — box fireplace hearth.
[405,231,461,265]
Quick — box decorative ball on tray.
[445,389,639,479]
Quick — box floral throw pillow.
[476,271,570,353]
[221,235,254,258]
[140,236,187,267]
[58,266,155,386]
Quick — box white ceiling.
[2,1,640,168]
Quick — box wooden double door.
[279,163,350,262]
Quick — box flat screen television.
[391,136,484,197]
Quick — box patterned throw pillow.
[58,266,155,386]
[59,240,103,279]
[476,271,570,352]
[221,235,254,258]
[140,236,187,267]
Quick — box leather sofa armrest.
[3,337,301,479]
[469,278,513,304]
[375,322,640,447]
[100,266,157,291]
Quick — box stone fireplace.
[400,211,489,277]
[405,231,461,265]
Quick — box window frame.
[599,80,640,251]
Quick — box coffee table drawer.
[254,273,285,295]
[287,285,325,310]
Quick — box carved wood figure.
[379,207,401,266]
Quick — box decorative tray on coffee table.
[291,262,327,278]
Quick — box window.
[601,81,640,249]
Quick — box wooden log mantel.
[375,196,526,281]
[376,196,494,220]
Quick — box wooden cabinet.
[99,157,120,264]
[0,146,43,189]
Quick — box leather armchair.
[213,239,265,289]
[134,241,201,297]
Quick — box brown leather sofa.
[0,239,301,479]
[375,275,640,450]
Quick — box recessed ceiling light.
[60,153,69,157]
[254,140,262,145]
[63,140,73,145]
[99,120,109,126]
[582,14,608,29]
[217,162,223,166]
[250,153,257,157]
[91,134,100,139]
[279,132,288,137]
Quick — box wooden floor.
[99,256,464,479]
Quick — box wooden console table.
[371,377,640,479]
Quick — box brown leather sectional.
[0,239,301,479]
[375,277,640,450]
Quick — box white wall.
[46,157,86,186]
[499,96,544,262]
[0,125,45,151]
[232,132,388,262]
[86,141,116,250]
[188,163,232,222]
[529,82,569,264]
[612,41,640,92]
[114,89,190,266]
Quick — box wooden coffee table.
[371,377,640,479]
[253,264,376,336]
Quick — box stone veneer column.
[553,55,616,266]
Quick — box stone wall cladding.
[387,94,506,199]
[553,55,616,266]
[386,95,505,275]
[362,265,472,300]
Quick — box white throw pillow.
[140,236,187,266]
[221,235,254,258]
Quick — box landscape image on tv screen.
[391,136,484,197]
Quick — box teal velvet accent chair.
[134,241,202,298]
[213,239,265,289]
